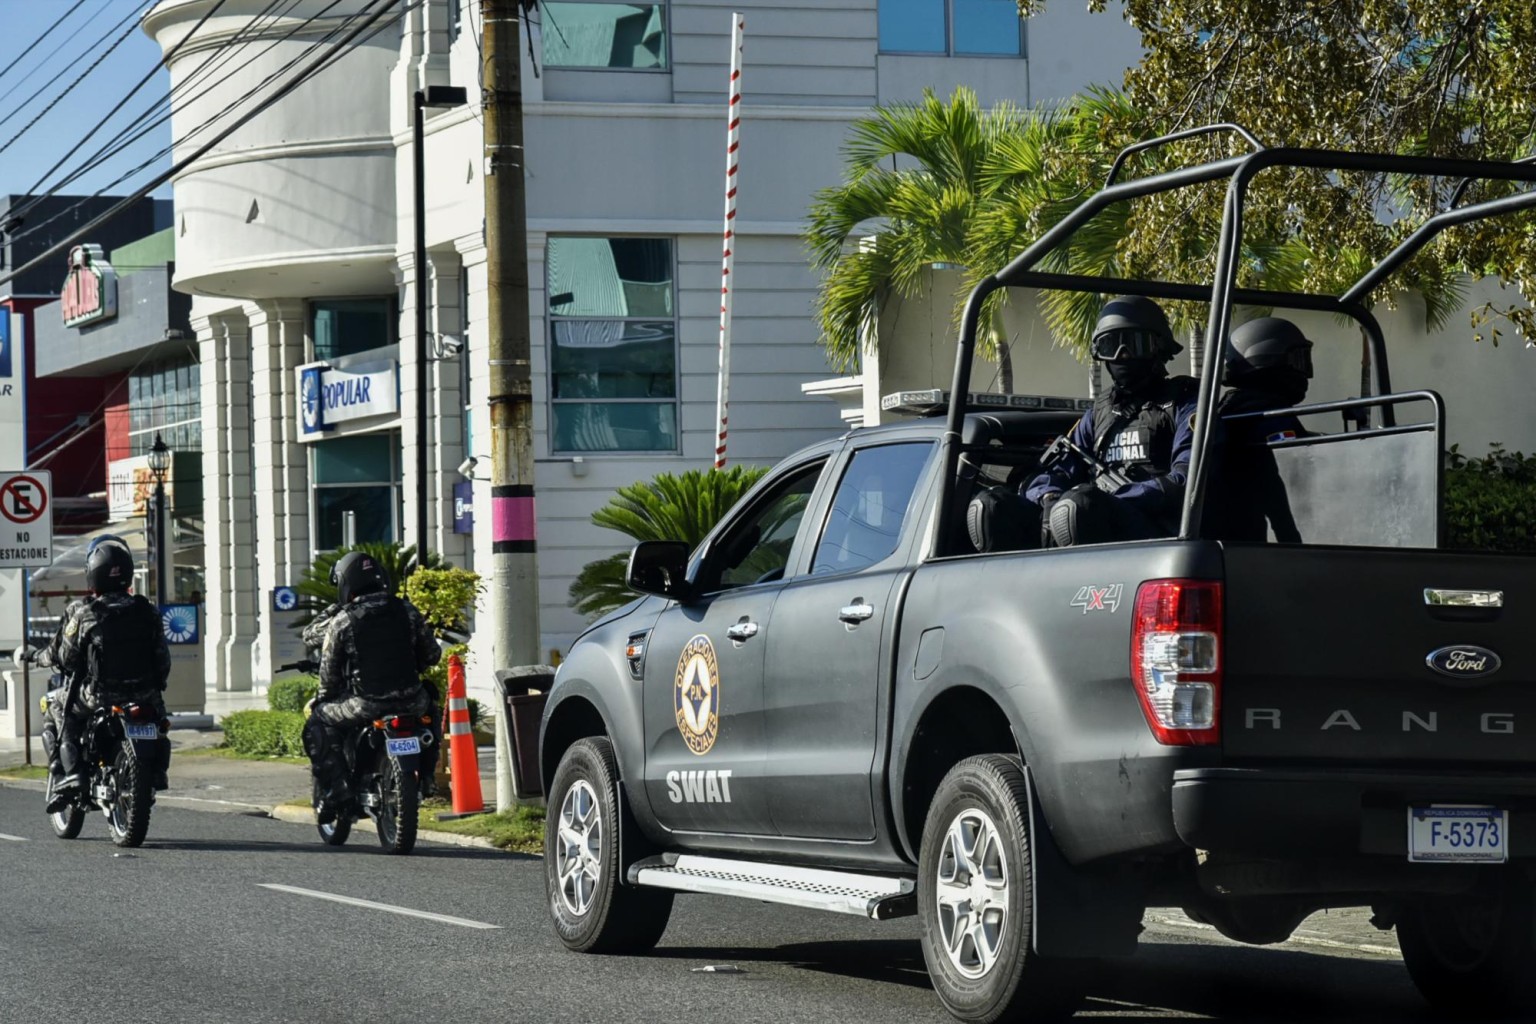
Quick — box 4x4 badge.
[1426,645,1502,679]
[1071,584,1124,615]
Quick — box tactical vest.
[1091,376,1199,475]
[85,595,159,694]
[342,595,422,698]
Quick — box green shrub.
[1445,445,1536,554]
[404,567,483,635]
[267,676,319,713]
[221,710,307,758]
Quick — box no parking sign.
[0,470,51,568]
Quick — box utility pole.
[482,0,539,809]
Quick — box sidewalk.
[0,686,269,766]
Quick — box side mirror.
[627,541,693,602]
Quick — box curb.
[268,803,508,852]
[1145,913,1403,960]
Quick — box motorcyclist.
[1022,295,1199,546]
[1212,316,1316,543]
[42,541,171,813]
[302,552,442,823]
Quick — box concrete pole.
[482,0,539,810]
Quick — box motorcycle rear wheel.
[375,756,418,856]
[107,751,153,848]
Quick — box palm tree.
[294,541,445,627]
[569,465,770,618]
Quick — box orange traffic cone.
[439,653,485,819]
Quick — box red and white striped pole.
[713,13,744,470]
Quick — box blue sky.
[0,0,173,201]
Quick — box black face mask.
[1105,359,1163,391]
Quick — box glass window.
[547,236,677,453]
[541,3,668,69]
[312,434,397,485]
[314,486,396,549]
[706,462,824,592]
[879,0,946,53]
[812,443,933,575]
[879,0,1023,56]
[312,298,395,362]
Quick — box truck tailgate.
[1222,545,1536,763]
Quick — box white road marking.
[258,884,501,930]
[0,832,28,842]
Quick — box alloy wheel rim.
[555,779,603,917]
[935,807,1010,979]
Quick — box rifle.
[1040,434,1148,494]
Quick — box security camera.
[436,333,466,358]
[457,456,478,480]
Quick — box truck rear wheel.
[1398,876,1536,1017]
[917,755,1085,1024]
[545,737,673,953]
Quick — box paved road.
[0,785,1511,1023]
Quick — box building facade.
[141,0,1140,697]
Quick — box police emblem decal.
[674,634,721,755]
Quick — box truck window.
[811,442,934,575]
[705,461,824,592]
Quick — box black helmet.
[1090,295,1182,362]
[332,551,389,605]
[87,533,130,556]
[85,543,134,594]
[1225,317,1314,385]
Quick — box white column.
[396,253,428,559]
[458,237,497,702]
[200,311,256,692]
[429,252,469,565]
[246,299,311,684]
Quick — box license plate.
[124,723,159,741]
[385,736,421,757]
[1408,805,1508,863]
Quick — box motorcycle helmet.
[85,542,135,594]
[87,533,131,556]
[1224,316,1314,386]
[332,551,389,605]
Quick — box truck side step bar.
[629,854,917,921]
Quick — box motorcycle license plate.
[385,736,421,757]
[1408,805,1508,863]
[124,723,160,741]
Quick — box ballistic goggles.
[1090,329,1168,361]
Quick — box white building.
[141,0,1140,698]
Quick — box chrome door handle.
[838,603,875,624]
[725,621,759,641]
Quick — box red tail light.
[1130,579,1223,746]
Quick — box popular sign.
[297,361,399,436]
[59,244,118,328]
[0,471,52,568]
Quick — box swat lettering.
[666,769,734,803]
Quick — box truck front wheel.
[918,755,1086,1023]
[1397,875,1536,1017]
[545,737,674,953]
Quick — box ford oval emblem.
[1426,645,1502,679]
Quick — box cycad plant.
[569,465,770,618]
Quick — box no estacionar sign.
[0,470,53,568]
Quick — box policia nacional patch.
[674,634,721,755]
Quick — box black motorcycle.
[35,673,167,848]
[283,659,433,856]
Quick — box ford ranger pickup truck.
[538,129,1536,1022]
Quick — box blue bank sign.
[297,360,398,436]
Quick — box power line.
[0,3,142,138]
[0,0,407,292]
[0,2,91,109]
[0,2,88,94]
[6,0,381,251]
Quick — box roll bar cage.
[935,131,1536,550]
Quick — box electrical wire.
[0,1,91,110]
[0,3,142,139]
[0,2,88,93]
[5,0,387,253]
[0,0,410,291]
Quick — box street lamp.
[147,432,171,607]
[413,84,469,564]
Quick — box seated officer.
[1213,316,1315,543]
[1022,295,1199,546]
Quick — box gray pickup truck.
[538,130,1536,1023]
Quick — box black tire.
[1398,875,1536,1018]
[545,737,673,953]
[313,777,351,846]
[917,755,1086,1024]
[47,776,83,840]
[375,756,419,855]
[107,750,153,849]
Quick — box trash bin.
[495,665,555,799]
